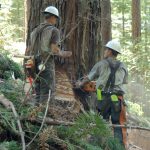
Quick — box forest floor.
[128,129,150,150]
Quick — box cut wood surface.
[55,66,75,101]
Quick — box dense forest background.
[111,0,150,117]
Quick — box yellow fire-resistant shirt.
[87,57,128,93]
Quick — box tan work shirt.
[87,57,128,93]
[30,23,60,58]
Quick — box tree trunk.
[122,0,125,38]
[144,0,148,50]
[100,0,112,59]
[25,0,111,110]
[132,0,141,43]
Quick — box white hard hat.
[105,39,122,54]
[43,6,59,18]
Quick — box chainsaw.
[14,55,35,69]
[14,55,35,94]
[14,55,45,71]
[82,81,96,92]
[74,81,96,92]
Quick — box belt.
[101,91,123,96]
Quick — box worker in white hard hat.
[76,39,128,148]
[26,6,72,106]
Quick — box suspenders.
[104,59,121,93]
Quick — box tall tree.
[10,0,24,41]
[132,0,141,43]
[100,0,112,59]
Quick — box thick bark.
[100,0,112,59]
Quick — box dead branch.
[11,103,26,150]
[0,94,25,150]
[26,90,51,148]
[128,143,142,150]
[25,117,75,126]
[0,94,12,109]
[60,20,81,43]
[111,124,150,132]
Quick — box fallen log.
[21,117,74,126]
[22,116,150,132]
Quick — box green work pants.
[35,58,55,105]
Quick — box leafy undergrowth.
[0,54,23,80]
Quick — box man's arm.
[50,28,72,58]
[51,44,72,58]
[76,63,99,88]
[76,76,90,88]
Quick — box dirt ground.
[127,129,150,150]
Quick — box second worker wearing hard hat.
[76,39,128,148]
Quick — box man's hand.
[51,44,60,54]
[51,44,72,58]
[58,51,72,58]
[75,77,90,89]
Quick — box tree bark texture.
[100,0,112,59]
[25,0,111,79]
[132,0,141,42]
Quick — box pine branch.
[0,94,25,150]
